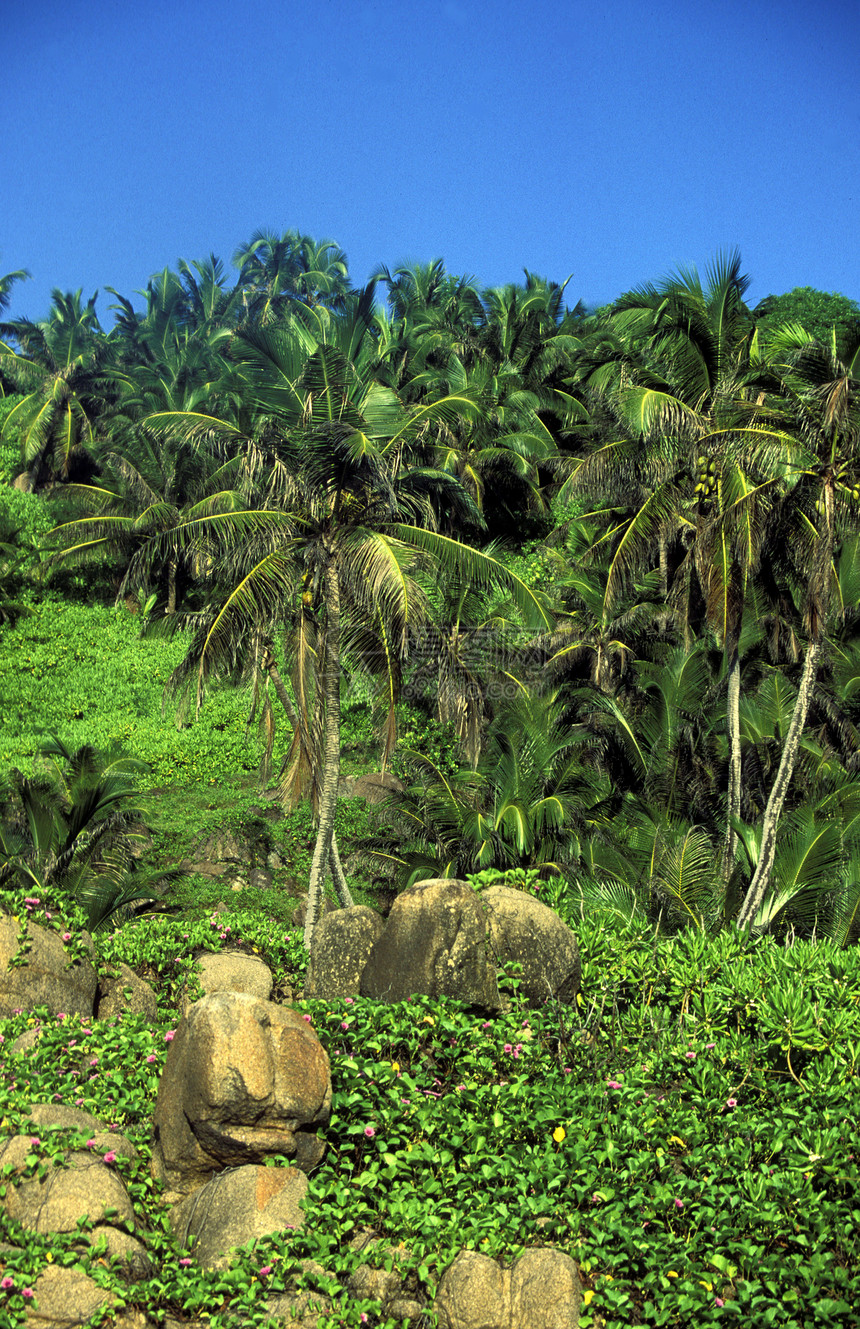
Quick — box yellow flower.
[666,1270,679,1279]
[391,1061,400,1073]
[421,1016,435,1026]
[699,1280,713,1291]
[582,1290,594,1306]
[552,1126,566,1143]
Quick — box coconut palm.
[139,309,552,947]
[737,325,860,927]
[566,252,797,882]
[234,230,351,323]
[48,424,245,614]
[0,267,30,318]
[0,290,108,486]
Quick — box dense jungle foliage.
[1,240,860,1327]
[2,240,860,942]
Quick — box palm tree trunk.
[166,558,178,615]
[722,646,742,883]
[304,557,342,950]
[264,649,300,728]
[329,833,353,908]
[736,639,820,929]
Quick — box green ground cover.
[0,914,858,1327]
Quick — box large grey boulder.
[435,1250,507,1329]
[21,1266,117,1328]
[0,1125,148,1274]
[97,961,159,1022]
[483,886,581,1007]
[304,906,385,998]
[180,951,273,1016]
[0,917,97,1019]
[360,879,500,1008]
[27,1102,106,1133]
[435,1247,582,1329]
[169,1164,307,1268]
[152,992,331,1197]
[510,1247,582,1327]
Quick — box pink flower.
[302,1014,312,1023]
[674,1197,684,1209]
[503,1043,513,1053]
[146,1055,157,1064]
[481,1021,491,1029]
[341,1021,349,1031]
[22,1288,34,1298]
[30,1136,40,1146]
[344,998,354,1005]
[685,1051,695,1059]
[455,1084,466,1092]
[164,1030,176,1042]
[715,1297,724,1307]
[726,1097,737,1108]
[705,1042,716,1049]
[360,1315,369,1324]
[103,1151,117,1164]
[85,1138,96,1149]
[62,932,72,942]
[607,1080,622,1089]
[1,1276,13,1289]
[364,1125,375,1138]
[259,1265,272,1276]
[179,1257,192,1267]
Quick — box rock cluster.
[309,878,582,1009]
[0,885,585,1328]
[152,992,331,1198]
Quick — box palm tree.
[372,259,485,384]
[539,521,665,696]
[0,289,108,487]
[579,802,725,933]
[368,689,608,888]
[737,325,860,927]
[0,266,30,318]
[234,230,351,323]
[139,310,553,947]
[48,426,243,614]
[0,738,176,932]
[567,251,794,881]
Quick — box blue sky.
[4,0,859,324]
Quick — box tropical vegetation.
[1,239,859,1325]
